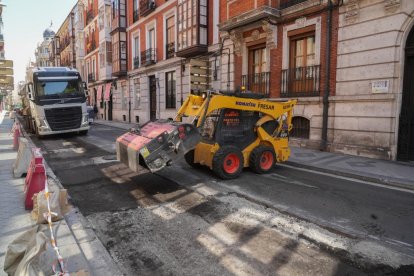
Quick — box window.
[134,78,140,108]
[290,33,315,71]
[133,0,139,22]
[133,36,140,69]
[281,30,320,96]
[249,45,266,75]
[177,0,207,52]
[166,16,175,59]
[165,71,176,108]
[243,44,270,94]
[121,83,127,110]
[148,28,155,49]
[290,117,310,139]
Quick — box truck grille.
[44,107,82,131]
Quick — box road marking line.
[263,173,318,189]
[279,164,414,194]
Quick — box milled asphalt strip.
[17,119,122,276]
[280,163,414,195]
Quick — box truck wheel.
[184,149,201,169]
[249,145,275,174]
[212,145,244,180]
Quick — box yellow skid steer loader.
[116,91,296,179]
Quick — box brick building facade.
[43,0,414,162]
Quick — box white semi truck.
[23,67,90,137]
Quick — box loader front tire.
[249,145,275,174]
[212,145,244,180]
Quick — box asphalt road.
[30,123,414,275]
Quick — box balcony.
[241,72,270,95]
[140,0,156,17]
[279,0,309,9]
[86,39,97,54]
[141,48,156,66]
[133,9,139,23]
[133,56,140,69]
[86,9,95,25]
[166,42,175,59]
[88,73,96,83]
[281,65,320,97]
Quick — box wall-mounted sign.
[372,80,389,93]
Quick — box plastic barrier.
[13,138,32,178]
[24,148,46,210]
[12,122,21,151]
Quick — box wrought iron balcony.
[140,0,156,17]
[141,48,156,66]
[133,56,140,69]
[88,73,95,83]
[166,42,175,59]
[241,72,270,95]
[279,0,309,9]
[133,9,139,23]
[281,65,320,97]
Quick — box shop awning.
[104,83,112,101]
[96,85,103,101]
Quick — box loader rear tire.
[184,150,201,169]
[249,145,275,174]
[212,145,244,180]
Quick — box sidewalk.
[94,119,414,190]
[0,111,121,276]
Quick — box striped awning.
[96,85,103,101]
[104,83,112,101]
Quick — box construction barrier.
[13,137,32,178]
[24,148,46,210]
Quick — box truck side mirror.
[26,83,34,100]
[83,82,89,96]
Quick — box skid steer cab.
[116,91,296,179]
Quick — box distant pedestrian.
[93,104,98,119]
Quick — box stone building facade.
[334,0,414,161]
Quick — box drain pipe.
[320,0,333,151]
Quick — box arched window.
[291,116,310,139]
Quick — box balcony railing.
[241,72,271,95]
[166,42,175,59]
[88,73,95,83]
[140,0,156,17]
[281,65,320,97]
[141,48,156,66]
[133,56,140,69]
[278,0,309,9]
[133,9,139,23]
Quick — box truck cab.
[25,67,89,137]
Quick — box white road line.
[263,173,319,189]
[279,163,414,195]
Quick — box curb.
[16,116,123,276]
[284,160,414,191]
[93,120,134,131]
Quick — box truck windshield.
[36,79,84,98]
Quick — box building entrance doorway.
[149,75,157,121]
[398,26,414,161]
